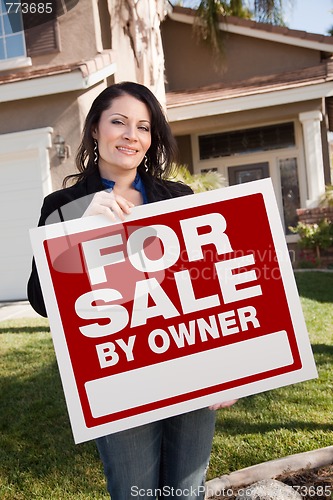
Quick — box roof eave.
[0,61,117,103]
[166,81,333,122]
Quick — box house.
[1,1,333,301]
[0,0,167,301]
[161,6,333,250]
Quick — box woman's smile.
[116,145,139,155]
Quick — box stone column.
[299,110,325,207]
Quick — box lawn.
[1,272,332,499]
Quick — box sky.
[178,0,333,36]
[284,0,333,36]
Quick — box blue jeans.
[95,408,216,499]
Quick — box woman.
[28,82,236,499]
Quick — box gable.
[162,17,325,92]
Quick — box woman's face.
[92,94,152,178]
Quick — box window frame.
[0,0,31,70]
[198,122,296,161]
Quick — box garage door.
[0,128,53,301]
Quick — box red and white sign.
[30,179,317,443]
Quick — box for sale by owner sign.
[30,179,317,443]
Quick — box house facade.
[1,1,333,301]
[162,7,333,244]
[0,0,167,300]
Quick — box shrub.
[289,219,333,260]
[319,184,333,208]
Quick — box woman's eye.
[111,119,125,125]
[139,126,150,132]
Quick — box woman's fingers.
[83,191,135,220]
[112,194,135,217]
[209,399,238,411]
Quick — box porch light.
[54,134,69,160]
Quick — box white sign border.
[30,178,318,443]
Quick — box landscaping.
[1,272,332,499]
[290,186,333,269]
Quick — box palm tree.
[177,0,288,23]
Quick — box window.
[279,158,300,234]
[0,0,59,69]
[0,0,26,61]
[199,122,295,160]
[228,162,270,185]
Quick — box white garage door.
[0,128,53,301]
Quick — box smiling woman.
[25,81,237,500]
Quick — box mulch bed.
[211,464,333,499]
[277,465,333,499]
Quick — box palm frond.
[193,0,228,68]
[171,164,226,193]
[254,0,286,25]
[191,0,287,66]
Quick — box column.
[299,110,325,207]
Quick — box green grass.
[1,272,332,498]
[210,271,333,478]
[0,319,108,500]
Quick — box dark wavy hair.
[63,82,178,186]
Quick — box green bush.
[289,218,333,253]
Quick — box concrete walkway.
[0,301,41,322]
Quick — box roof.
[0,50,117,102]
[166,60,333,129]
[170,6,333,53]
[166,60,333,109]
[0,50,114,85]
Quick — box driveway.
[0,301,41,322]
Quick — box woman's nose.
[123,125,138,141]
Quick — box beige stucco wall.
[0,81,108,190]
[31,0,167,103]
[30,0,101,68]
[169,99,323,136]
[111,21,138,85]
[162,19,322,91]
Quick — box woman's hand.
[83,191,134,221]
[209,399,238,410]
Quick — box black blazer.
[27,170,193,317]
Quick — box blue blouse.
[101,172,148,204]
